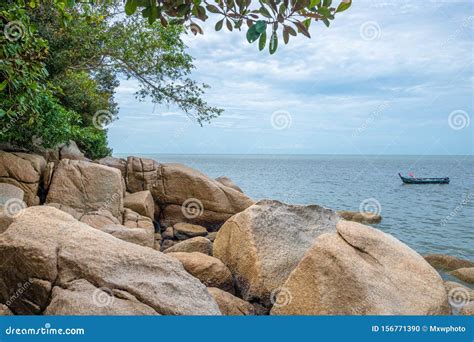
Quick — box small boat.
[398,173,450,184]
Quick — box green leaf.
[226,19,233,31]
[215,19,224,31]
[258,31,267,51]
[125,0,138,15]
[206,4,221,13]
[283,26,289,44]
[246,25,260,43]
[254,20,267,34]
[322,17,330,27]
[0,109,5,118]
[294,21,311,38]
[269,31,278,54]
[323,0,332,6]
[0,80,8,92]
[309,0,321,7]
[335,0,351,13]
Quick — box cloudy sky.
[108,0,473,155]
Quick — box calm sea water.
[117,154,473,261]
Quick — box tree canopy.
[1,0,223,158]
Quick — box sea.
[117,154,474,262]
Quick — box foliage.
[121,0,352,54]
[1,0,223,158]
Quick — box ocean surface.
[117,154,473,261]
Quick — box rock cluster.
[0,144,466,316]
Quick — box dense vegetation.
[0,0,350,158]
[0,1,222,158]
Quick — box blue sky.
[108,0,473,155]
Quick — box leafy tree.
[1,0,223,158]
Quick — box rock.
[215,176,243,193]
[173,222,208,240]
[162,226,174,239]
[214,200,339,305]
[208,287,255,315]
[0,206,220,315]
[459,302,474,316]
[124,191,155,220]
[122,208,154,230]
[270,220,450,315]
[161,239,177,251]
[444,281,474,308]
[338,210,382,224]
[164,237,213,256]
[125,157,254,228]
[160,204,233,230]
[0,183,25,233]
[0,183,24,205]
[59,141,85,161]
[450,268,474,284]
[44,279,158,315]
[424,254,474,271]
[0,151,46,205]
[96,156,127,177]
[154,232,162,250]
[167,252,234,293]
[80,210,121,229]
[100,225,154,248]
[46,159,124,221]
[0,303,12,315]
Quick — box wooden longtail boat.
[398,173,450,184]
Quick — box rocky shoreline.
[0,143,472,316]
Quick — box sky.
[108,0,473,155]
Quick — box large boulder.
[270,221,450,315]
[425,254,474,272]
[125,157,254,229]
[167,252,234,293]
[0,151,46,206]
[450,268,474,284]
[124,191,155,220]
[208,287,255,315]
[213,200,339,305]
[0,206,220,315]
[164,237,213,256]
[44,279,157,315]
[46,159,124,221]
